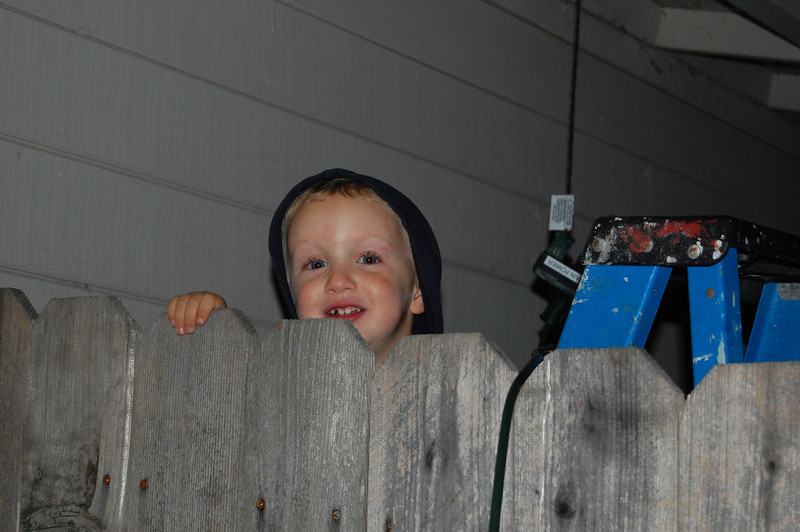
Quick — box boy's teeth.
[328,306,362,316]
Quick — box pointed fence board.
[502,347,684,530]
[0,289,37,530]
[368,333,517,530]
[18,296,141,530]
[121,308,257,529]
[679,361,800,530]
[235,318,374,530]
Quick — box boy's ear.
[410,281,424,315]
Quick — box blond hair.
[282,177,381,238]
[281,177,390,272]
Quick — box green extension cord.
[488,346,549,531]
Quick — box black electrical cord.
[488,1,583,529]
[487,345,551,531]
[565,0,582,196]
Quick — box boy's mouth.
[325,305,364,319]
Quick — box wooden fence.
[1,287,798,530]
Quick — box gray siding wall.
[2,0,798,369]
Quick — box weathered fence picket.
[501,347,683,530]
[2,289,800,530]
[680,361,800,530]
[19,295,141,529]
[235,318,373,529]
[0,289,36,530]
[369,333,516,530]
[122,307,256,528]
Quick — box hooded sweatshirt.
[268,168,443,335]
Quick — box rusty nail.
[706,288,715,298]
[687,244,702,259]
[332,509,341,521]
[140,479,148,490]
[257,499,265,510]
[35,471,43,480]
[591,238,605,253]
[103,475,111,485]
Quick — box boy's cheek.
[292,288,315,319]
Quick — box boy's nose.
[326,265,356,293]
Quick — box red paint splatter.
[623,227,654,253]
[656,221,704,239]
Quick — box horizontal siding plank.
[575,55,800,224]
[1,141,546,331]
[570,133,798,233]
[1,3,566,200]
[283,0,573,118]
[442,266,545,368]
[492,0,800,159]
[0,142,280,325]
[0,10,280,208]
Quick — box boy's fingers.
[167,296,178,324]
[172,294,192,335]
[181,293,207,334]
[166,292,226,335]
[196,293,227,325]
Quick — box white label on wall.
[549,194,574,231]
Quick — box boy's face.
[286,194,424,364]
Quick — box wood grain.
[4,293,800,529]
[19,296,140,529]
[502,347,684,530]
[121,308,256,528]
[235,318,374,530]
[0,289,37,530]
[369,333,517,530]
[680,361,800,530]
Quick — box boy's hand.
[167,291,227,335]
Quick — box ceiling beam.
[653,8,800,63]
[584,0,800,112]
[768,73,800,112]
[726,0,800,50]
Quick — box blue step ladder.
[557,216,800,386]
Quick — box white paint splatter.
[693,352,713,363]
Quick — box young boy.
[167,168,442,364]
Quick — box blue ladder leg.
[745,283,800,363]
[687,249,744,386]
[558,265,671,349]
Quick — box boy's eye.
[305,259,327,270]
[358,252,381,265]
